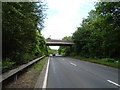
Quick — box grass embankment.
[5,57,48,88]
[29,57,48,87]
[69,56,120,69]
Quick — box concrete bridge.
[46,39,74,46]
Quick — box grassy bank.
[5,57,48,88]
[28,57,48,87]
[69,56,120,69]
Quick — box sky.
[41,0,97,49]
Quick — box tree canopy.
[59,2,120,59]
[58,36,73,56]
[2,2,48,72]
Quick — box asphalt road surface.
[47,56,119,88]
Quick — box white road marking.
[42,57,50,89]
[70,62,77,66]
[62,59,64,60]
[107,80,120,87]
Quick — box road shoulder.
[34,57,50,88]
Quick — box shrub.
[2,58,16,73]
[102,58,115,62]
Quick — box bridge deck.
[46,39,74,46]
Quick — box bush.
[2,58,16,73]
[20,53,35,64]
[102,58,115,62]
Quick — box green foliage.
[58,36,73,56]
[101,58,116,63]
[48,48,58,54]
[2,58,16,72]
[72,2,120,59]
[70,56,119,68]
[59,2,120,65]
[2,2,48,72]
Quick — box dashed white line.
[107,80,120,87]
[70,62,77,66]
[42,57,50,88]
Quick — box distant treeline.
[2,2,49,72]
[59,2,120,59]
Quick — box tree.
[58,36,73,56]
[72,2,120,59]
[2,2,48,72]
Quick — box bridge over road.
[46,39,74,46]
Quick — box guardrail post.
[14,74,18,82]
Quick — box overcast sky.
[41,0,97,49]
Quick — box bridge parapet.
[46,39,74,46]
[46,39,73,43]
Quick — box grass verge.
[69,56,120,69]
[29,57,48,87]
[4,57,48,88]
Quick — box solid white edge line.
[42,57,50,89]
[70,62,77,66]
[107,80,120,87]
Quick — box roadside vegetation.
[2,2,49,73]
[59,2,120,68]
[49,49,58,54]
[4,57,48,88]
[70,56,119,68]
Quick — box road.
[47,56,119,88]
